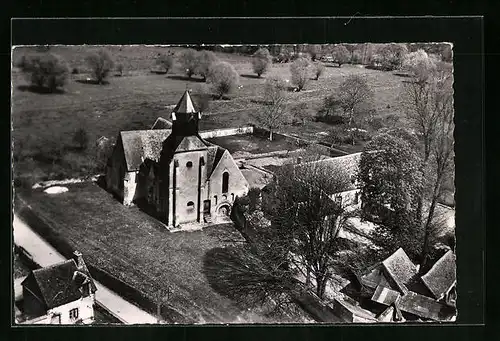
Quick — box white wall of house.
[332,189,361,210]
[46,294,95,325]
[123,171,138,206]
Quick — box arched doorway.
[217,204,231,217]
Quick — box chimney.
[73,250,84,269]
[296,156,302,164]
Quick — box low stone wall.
[200,126,254,139]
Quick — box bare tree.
[338,75,373,143]
[256,77,289,141]
[401,50,454,262]
[262,157,355,298]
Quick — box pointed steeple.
[170,90,201,137]
[172,89,198,115]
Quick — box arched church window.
[222,172,229,193]
[186,161,193,168]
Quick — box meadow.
[12,45,410,185]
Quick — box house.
[106,90,249,228]
[342,248,457,321]
[20,251,97,325]
[294,152,362,210]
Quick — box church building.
[106,90,249,229]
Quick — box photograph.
[11,42,456,324]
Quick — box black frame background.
[7,16,487,341]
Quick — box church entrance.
[217,204,230,217]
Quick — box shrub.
[156,53,174,74]
[378,43,409,71]
[85,48,114,84]
[307,45,322,61]
[290,57,310,91]
[18,53,69,92]
[313,62,325,80]
[196,50,219,81]
[252,48,273,77]
[71,67,79,75]
[207,61,239,99]
[351,50,363,64]
[73,127,89,151]
[332,45,350,67]
[179,49,199,79]
[116,63,124,76]
[290,102,312,125]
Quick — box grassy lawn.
[12,46,411,184]
[16,181,310,323]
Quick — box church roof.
[151,117,173,130]
[175,135,208,152]
[173,90,198,114]
[121,129,171,171]
[21,259,97,309]
[206,144,227,177]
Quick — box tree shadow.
[75,79,110,85]
[16,85,65,95]
[210,94,231,101]
[150,70,168,75]
[167,75,205,83]
[393,71,412,78]
[240,74,261,79]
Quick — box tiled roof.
[151,117,173,130]
[398,291,455,321]
[172,90,198,114]
[371,285,401,306]
[360,264,390,290]
[421,250,456,300]
[382,248,418,294]
[175,135,208,153]
[120,129,171,171]
[21,259,96,309]
[298,152,362,192]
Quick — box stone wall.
[199,126,253,139]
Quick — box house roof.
[332,297,378,322]
[151,117,173,130]
[382,248,418,294]
[172,90,198,114]
[371,285,401,306]
[21,259,97,309]
[421,250,456,300]
[175,135,208,153]
[298,152,362,192]
[360,264,391,290]
[120,129,171,171]
[398,291,455,321]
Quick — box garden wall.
[199,126,254,139]
[14,197,191,324]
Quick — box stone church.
[106,90,249,228]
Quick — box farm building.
[106,90,249,229]
[19,251,97,325]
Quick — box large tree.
[85,48,114,84]
[401,49,454,262]
[338,75,373,143]
[179,48,199,79]
[206,61,239,99]
[378,43,409,71]
[359,132,425,261]
[17,53,69,92]
[289,57,310,91]
[196,50,219,81]
[252,48,273,78]
[261,157,355,298]
[257,77,289,141]
[332,45,350,67]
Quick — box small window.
[335,195,343,206]
[214,195,218,205]
[231,193,235,202]
[222,172,229,193]
[187,201,195,209]
[186,161,193,168]
[69,308,79,320]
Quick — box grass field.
[17,181,311,323]
[12,46,410,184]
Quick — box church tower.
[158,90,208,227]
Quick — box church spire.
[171,90,201,136]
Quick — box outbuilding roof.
[381,248,418,294]
[21,259,97,310]
[151,117,173,130]
[421,250,456,300]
